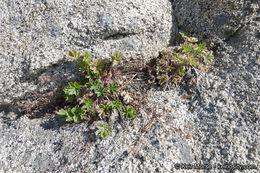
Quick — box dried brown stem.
[118,74,137,92]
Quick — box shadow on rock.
[40,118,63,131]
[1,60,83,121]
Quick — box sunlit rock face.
[0,1,259,173]
[0,0,176,103]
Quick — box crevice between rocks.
[223,24,246,43]
[103,32,137,41]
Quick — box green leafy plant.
[123,105,137,119]
[56,33,213,139]
[64,81,81,101]
[69,50,81,59]
[108,82,119,95]
[109,100,121,110]
[182,45,193,53]
[57,106,86,122]
[98,104,110,118]
[57,50,136,139]
[96,122,112,139]
[111,52,123,66]
[151,31,214,85]
[82,98,94,111]
[179,31,198,43]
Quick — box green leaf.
[71,107,86,122]
[172,76,182,84]
[159,59,164,65]
[64,94,75,102]
[83,51,92,64]
[108,82,119,95]
[69,50,81,59]
[123,106,136,119]
[109,100,121,110]
[178,68,185,76]
[161,51,168,56]
[57,109,70,122]
[96,59,105,71]
[89,80,101,92]
[179,31,198,43]
[179,31,188,40]
[204,53,214,62]
[98,105,110,118]
[57,107,86,122]
[174,52,181,59]
[111,52,123,66]
[182,60,188,66]
[82,98,94,111]
[65,82,80,95]
[182,45,193,53]
[89,60,100,74]
[167,66,172,71]
[187,58,197,67]
[88,80,106,97]
[95,86,107,97]
[96,122,112,139]
[173,53,184,64]
[64,81,81,101]
[86,70,100,79]
[86,79,94,88]
[198,43,207,50]
[194,50,202,57]
[157,74,167,85]
[77,51,92,72]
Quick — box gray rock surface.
[173,0,259,42]
[0,0,175,103]
[0,0,259,173]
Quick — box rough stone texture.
[183,18,260,172]
[173,0,259,42]
[0,90,196,172]
[0,0,259,173]
[0,0,175,103]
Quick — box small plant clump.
[96,122,112,139]
[57,51,136,139]
[56,31,213,139]
[154,31,214,85]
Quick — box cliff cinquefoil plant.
[56,32,213,139]
[57,51,136,139]
[155,31,214,85]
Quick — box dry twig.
[118,74,137,92]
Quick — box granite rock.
[173,0,259,42]
[0,0,259,172]
[0,0,176,103]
